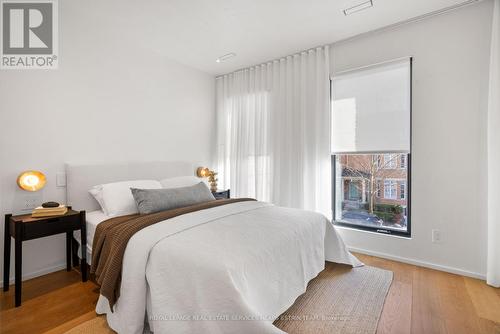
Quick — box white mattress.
[73,210,109,265]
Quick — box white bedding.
[73,210,109,265]
[95,201,362,334]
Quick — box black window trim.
[330,57,412,238]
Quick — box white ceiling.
[103,0,478,75]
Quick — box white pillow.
[160,176,204,189]
[89,187,106,214]
[89,180,162,217]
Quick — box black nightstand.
[3,208,87,307]
[212,189,230,200]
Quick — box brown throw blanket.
[91,198,255,310]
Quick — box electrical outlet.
[21,194,42,211]
[23,198,38,210]
[432,229,441,243]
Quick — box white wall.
[330,0,493,278]
[0,1,215,283]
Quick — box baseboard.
[349,246,486,280]
[2,262,67,286]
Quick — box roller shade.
[331,59,411,153]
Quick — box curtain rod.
[215,46,328,79]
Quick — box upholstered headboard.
[66,161,195,212]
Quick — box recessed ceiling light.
[216,53,236,63]
[343,0,373,16]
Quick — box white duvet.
[96,201,362,334]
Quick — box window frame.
[330,57,412,238]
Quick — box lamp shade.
[197,167,210,178]
[17,170,46,191]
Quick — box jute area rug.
[64,263,392,334]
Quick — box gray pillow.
[131,182,216,214]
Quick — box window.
[400,181,406,200]
[384,180,397,199]
[400,154,406,169]
[383,154,397,169]
[331,58,411,236]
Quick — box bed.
[72,210,107,265]
[67,161,362,334]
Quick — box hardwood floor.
[354,253,500,334]
[1,254,499,334]
[0,268,98,334]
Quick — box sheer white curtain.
[487,0,500,288]
[216,46,331,216]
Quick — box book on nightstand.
[31,205,68,218]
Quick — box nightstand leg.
[72,238,79,268]
[3,214,11,292]
[80,211,87,282]
[14,229,22,307]
[66,232,72,271]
